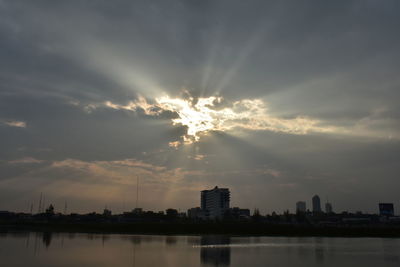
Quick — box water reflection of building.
[314,238,325,263]
[200,236,230,266]
[166,236,177,245]
[42,232,52,248]
[128,235,142,245]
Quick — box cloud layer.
[100,93,337,144]
[1,1,399,214]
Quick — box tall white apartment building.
[201,186,230,219]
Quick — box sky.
[0,0,399,214]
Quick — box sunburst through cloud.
[100,91,338,146]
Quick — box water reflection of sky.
[0,233,399,267]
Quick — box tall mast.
[122,193,126,212]
[38,193,42,214]
[64,201,67,215]
[135,176,139,209]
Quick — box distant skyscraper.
[201,186,230,219]
[325,202,333,214]
[312,195,321,213]
[296,201,306,213]
[379,203,394,217]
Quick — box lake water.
[1,232,400,266]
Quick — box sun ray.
[100,91,343,147]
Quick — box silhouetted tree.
[252,208,261,222]
[270,211,280,222]
[284,210,291,222]
[295,211,307,223]
[45,204,55,215]
[166,208,178,219]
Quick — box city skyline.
[1,1,400,214]
[3,187,397,217]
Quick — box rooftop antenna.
[123,193,126,212]
[38,193,42,214]
[42,195,46,212]
[135,176,139,209]
[30,203,33,214]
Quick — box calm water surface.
[1,232,400,266]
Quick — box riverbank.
[2,221,400,237]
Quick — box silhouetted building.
[229,207,250,219]
[201,186,230,219]
[379,203,394,217]
[325,202,333,214]
[0,211,12,219]
[166,208,178,219]
[187,207,207,220]
[312,195,321,213]
[132,208,143,215]
[200,236,230,266]
[103,208,112,216]
[296,201,306,213]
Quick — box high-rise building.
[201,186,230,219]
[312,195,321,213]
[296,201,306,213]
[325,202,333,214]
[379,203,394,217]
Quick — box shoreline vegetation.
[2,222,400,238]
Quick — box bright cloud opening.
[100,92,337,145]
